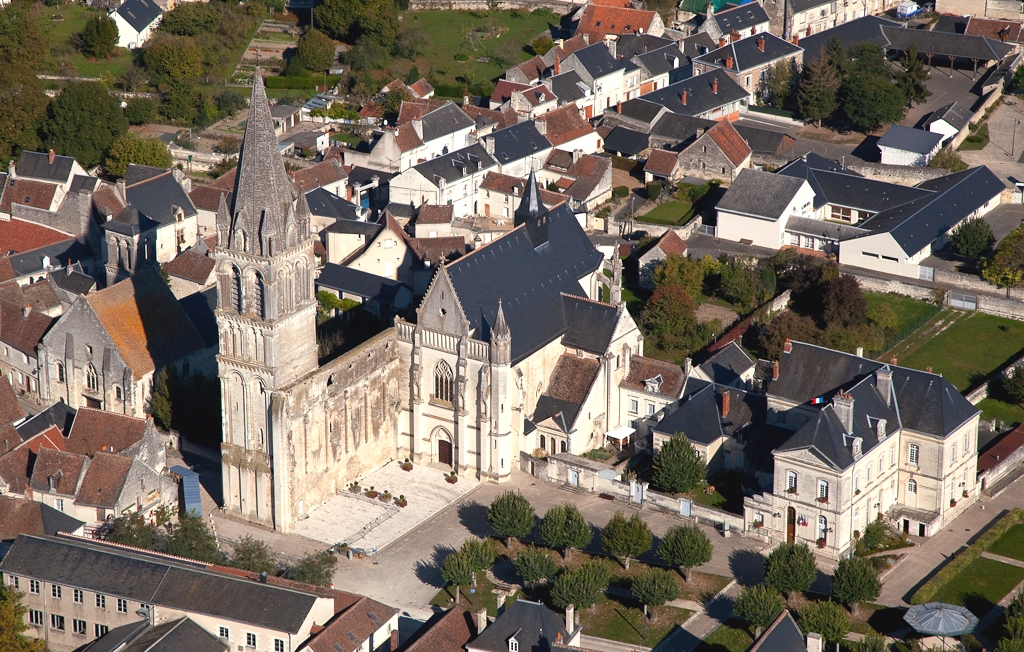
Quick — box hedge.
[265,75,341,90]
[612,186,629,199]
[910,508,1024,604]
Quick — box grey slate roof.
[316,263,410,304]
[709,2,770,33]
[469,599,571,652]
[16,402,76,441]
[636,44,686,77]
[124,164,169,186]
[877,125,943,155]
[856,166,1004,254]
[881,25,1013,61]
[654,382,765,444]
[799,16,898,63]
[791,0,837,14]
[924,101,973,132]
[413,143,496,187]
[17,151,75,183]
[561,295,619,355]
[778,165,932,211]
[777,152,857,177]
[51,266,97,296]
[616,33,677,60]
[126,171,198,224]
[305,187,361,221]
[749,611,806,652]
[420,102,476,143]
[680,31,717,59]
[699,341,755,386]
[115,0,163,33]
[549,70,590,104]
[694,34,802,73]
[485,122,552,165]
[785,215,869,240]
[446,203,603,364]
[603,127,650,155]
[651,113,715,145]
[716,169,807,220]
[638,71,749,117]
[0,535,322,634]
[734,124,793,155]
[69,175,100,193]
[571,43,627,78]
[9,237,93,278]
[617,98,670,127]
[325,216,383,238]
[85,618,227,652]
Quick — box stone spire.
[490,299,511,369]
[514,168,549,247]
[226,70,298,256]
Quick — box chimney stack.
[719,36,727,47]
[572,148,582,163]
[616,100,622,114]
[681,90,688,105]
[856,346,863,357]
[926,366,932,373]
[48,149,55,165]
[730,29,739,43]
[535,119,547,135]
[751,25,757,34]
[565,603,575,630]
[783,338,792,354]
[833,392,855,434]
[22,304,30,319]
[876,367,893,406]
[476,607,488,635]
[259,571,267,583]
[684,357,692,376]
[793,34,800,46]
[7,160,15,179]
[390,629,399,651]
[806,632,823,652]
[555,54,561,75]
[725,56,733,69]
[712,78,719,94]
[772,360,779,380]
[758,36,765,52]
[890,356,898,366]
[707,2,714,18]
[497,593,506,615]
[721,391,731,417]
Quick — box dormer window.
[508,631,520,652]
[644,374,663,394]
[852,437,862,458]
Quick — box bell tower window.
[231,267,242,312]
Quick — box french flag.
[810,396,826,405]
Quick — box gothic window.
[56,363,65,383]
[115,386,122,400]
[540,434,546,450]
[434,361,455,404]
[560,440,567,453]
[254,273,266,319]
[86,364,99,392]
[231,267,242,312]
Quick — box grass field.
[580,594,692,648]
[398,10,557,87]
[960,123,990,151]
[899,312,1024,391]
[693,620,755,652]
[932,557,1024,615]
[691,471,746,514]
[988,524,1024,562]
[35,4,134,78]
[864,293,937,336]
[429,570,515,617]
[637,200,695,226]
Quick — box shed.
[877,126,944,166]
[169,465,202,517]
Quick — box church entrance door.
[438,439,453,467]
[786,507,796,544]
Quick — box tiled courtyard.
[293,461,479,553]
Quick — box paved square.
[293,461,479,552]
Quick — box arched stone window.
[254,273,266,319]
[818,515,828,544]
[434,360,454,404]
[86,364,99,392]
[231,267,242,312]
[56,362,65,383]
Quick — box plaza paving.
[292,460,479,552]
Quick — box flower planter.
[396,496,408,508]
[400,459,413,472]
[365,491,378,499]
[816,538,827,549]
[962,490,969,498]
[817,497,829,504]
[380,492,392,503]
[753,522,764,529]
[786,487,797,494]
[855,489,861,496]
[348,485,360,494]
[950,499,957,508]
[446,474,458,484]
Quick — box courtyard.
[961,97,1024,183]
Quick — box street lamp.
[1013,119,1022,158]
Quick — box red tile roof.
[705,120,751,167]
[0,178,58,214]
[620,355,686,397]
[66,408,147,457]
[516,84,557,107]
[0,258,15,283]
[290,158,348,190]
[397,99,448,125]
[0,374,23,428]
[479,172,567,208]
[401,607,477,652]
[965,17,1024,42]
[0,446,32,494]
[395,125,424,153]
[29,447,87,495]
[656,229,688,256]
[576,5,659,42]
[304,596,399,652]
[536,105,595,147]
[0,300,54,357]
[359,104,384,119]
[163,249,215,284]
[19,427,65,454]
[417,204,454,225]
[210,167,238,190]
[512,56,548,83]
[409,78,435,98]
[491,80,532,105]
[644,149,680,177]
[462,104,519,130]
[0,494,80,539]
[0,219,72,256]
[189,185,231,213]
[978,425,1024,473]
[407,236,466,266]
[75,451,133,508]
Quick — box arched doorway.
[786,507,796,544]
[432,427,453,467]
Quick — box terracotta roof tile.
[516,84,557,107]
[0,494,82,539]
[0,374,23,428]
[210,167,238,191]
[705,120,751,167]
[394,125,425,153]
[84,270,205,378]
[479,172,568,208]
[644,149,680,177]
[577,5,659,42]
[655,229,688,256]
[536,105,595,147]
[462,104,519,130]
[620,355,686,397]
[189,185,231,213]
[28,447,87,495]
[0,258,15,283]
[21,280,61,314]
[0,300,54,356]
[544,152,610,202]
[163,249,215,284]
[409,78,435,98]
[304,596,399,652]
[0,178,58,214]
[397,99,448,125]
[401,607,477,652]
[0,219,72,256]
[75,451,132,508]
[978,425,1024,473]
[513,56,548,83]
[417,204,454,225]
[290,159,348,190]
[359,104,384,118]
[91,185,127,218]
[546,353,601,405]
[965,17,1024,42]
[0,446,32,494]
[18,427,65,454]
[407,236,466,266]
[491,80,532,105]
[66,407,147,457]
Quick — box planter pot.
[380,494,391,502]
[401,463,413,472]
[446,477,458,484]
[349,486,360,494]
[962,491,969,498]
[817,498,828,503]
[397,500,408,508]
[366,491,379,499]
[816,539,826,549]
[950,500,957,508]
[786,488,797,494]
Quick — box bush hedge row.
[910,507,1024,604]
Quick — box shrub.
[646,181,662,201]
[733,584,785,638]
[764,542,817,597]
[798,601,850,644]
[454,52,470,61]
[612,186,629,199]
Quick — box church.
[216,76,643,530]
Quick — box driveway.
[962,99,1024,185]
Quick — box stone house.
[638,230,688,290]
[675,119,752,181]
[482,121,553,178]
[691,34,803,104]
[388,143,498,218]
[620,355,687,447]
[539,150,614,217]
[162,245,216,299]
[0,301,55,399]
[574,4,665,43]
[560,43,629,118]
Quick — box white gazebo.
[604,426,635,450]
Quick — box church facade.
[216,76,644,531]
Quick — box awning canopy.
[605,426,635,441]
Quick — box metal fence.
[949,292,978,310]
[868,302,943,358]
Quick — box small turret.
[514,168,549,247]
[490,299,511,366]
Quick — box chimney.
[7,160,15,179]
[681,90,688,105]
[616,100,622,114]
[751,25,757,34]
[730,29,740,43]
[476,607,488,635]
[926,366,932,373]
[48,149,55,165]
[259,571,267,583]
[793,34,799,46]
[572,149,582,163]
[565,603,575,630]
[463,94,470,107]
[22,304,30,319]
[535,119,547,135]
[707,2,714,18]
[721,391,731,417]
[718,36,727,47]
[758,36,765,52]
[684,357,692,376]
[712,78,719,94]
[783,338,793,354]
[696,127,705,138]
[555,54,561,75]
[116,178,126,202]
[411,119,423,139]
[856,346,863,357]
[390,629,399,651]
[484,138,495,155]
[772,360,779,380]
[806,632,823,652]
[833,392,855,434]
[876,367,893,406]
[890,356,898,366]
[725,56,734,69]
[497,593,506,615]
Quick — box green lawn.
[400,9,557,87]
[864,292,938,335]
[579,594,692,648]
[691,471,746,515]
[429,571,517,617]
[693,620,755,652]
[988,524,1024,562]
[960,123,990,151]
[899,312,1024,391]
[36,4,133,78]
[932,557,1024,616]
[637,201,696,226]
[978,397,1024,428]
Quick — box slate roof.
[549,70,590,104]
[699,341,755,386]
[8,237,93,278]
[734,125,796,155]
[123,165,168,186]
[17,151,76,183]
[115,0,162,32]
[694,34,802,73]
[536,104,595,148]
[85,618,228,652]
[616,33,676,60]
[305,187,362,221]
[856,166,1004,254]
[51,266,97,296]
[412,143,497,187]
[571,42,628,79]
[621,355,686,398]
[785,216,869,240]
[561,295,620,354]
[316,264,410,304]
[70,175,100,194]
[445,202,602,364]
[75,452,133,508]
[716,169,807,220]
[65,407,147,457]
[84,269,206,378]
[639,72,748,117]
[636,44,686,77]
[877,125,943,155]
[617,98,669,126]
[125,170,198,224]
[400,606,477,652]
[650,113,716,145]
[655,382,765,444]
[604,127,650,155]
[470,599,571,652]
[0,534,323,634]
[325,217,384,238]
[0,300,55,355]
[777,166,931,212]
[16,402,76,440]
[163,248,214,284]
[749,611,806,652]
[575,5,659,42]
[924,101,973,132]
[303,596,398,652]
[680,31,717,59]
[709,2,770,33]
[881,25,1013,61]
[485,122,552,165]
[776,152,856,177]
[798,16,898,63]
[420,102,476,143]
[0,494,84,540]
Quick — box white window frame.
[817,480,829,500]
[96,594,106,609]
[74,589,83,604]
[646,402,655,416]
[951,442,957,464]
[117,598,128,613]
[51,614,65,631]
[909,443,919,466]
[629,398,638,414]
[275,640,286,652]
[908,478,917,494]
[247,632,257,648]
[220,626,230,640]
[889,446,895,467]
[95,624,109,638]
[29,579,39,594]
[73,618,87,635]
[29,610,43,626]
[787,471,797,491]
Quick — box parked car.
[897,1,922,18]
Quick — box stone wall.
[408,0,577,11]
[850,274,937,301]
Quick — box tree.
[642,283,702,354]
[652,255,706,299]
[0,585,46,652]
[858,634,887,652]
[822,275,867,330]
[540,504,592,562]
[216,89,247,116]
[0,65,48,161]
[487,490,536,547]
[984,227,1024,288]
[144,34,204,81]
[514,546,559,589]
[104,132,172,178]
[125,97,158,125]
[843,72,907,131]
[719,260,761,309]
[798,49,841,126]
[345,36,392,73]
[550,560,610,609]
[997,639,1024,652]
[160,2,221,36]
[532,36,554,55]
[298,28,336,74]
[929,146,968,172]
[765,59,794,110]
[314,0,362,40]
[798,601,850,644]
[159,79,201,124]
[764,542,817,597]
[150,367,174,430]
[830,556,881,616]
[107,511,157,549]
[165,514,221,563]
[895,46,931,106]
[949,217,995,260]
[381,87,411,116]
[631,568,679,621]
[733,584,785,637]
[658,524,712,582]
[394,27,430,60]
[1003,366,1024,405]
[459,538,496,573]
[81,16,119,58]
[601,511,652,570]
[291,550,337,587]
[759,311,819,359]
[0,6,48,69]
[231,535,278,575]
[213,156,238,178]
[440,550,474,605]
[652,433,706,494]
[44,81,128,168]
